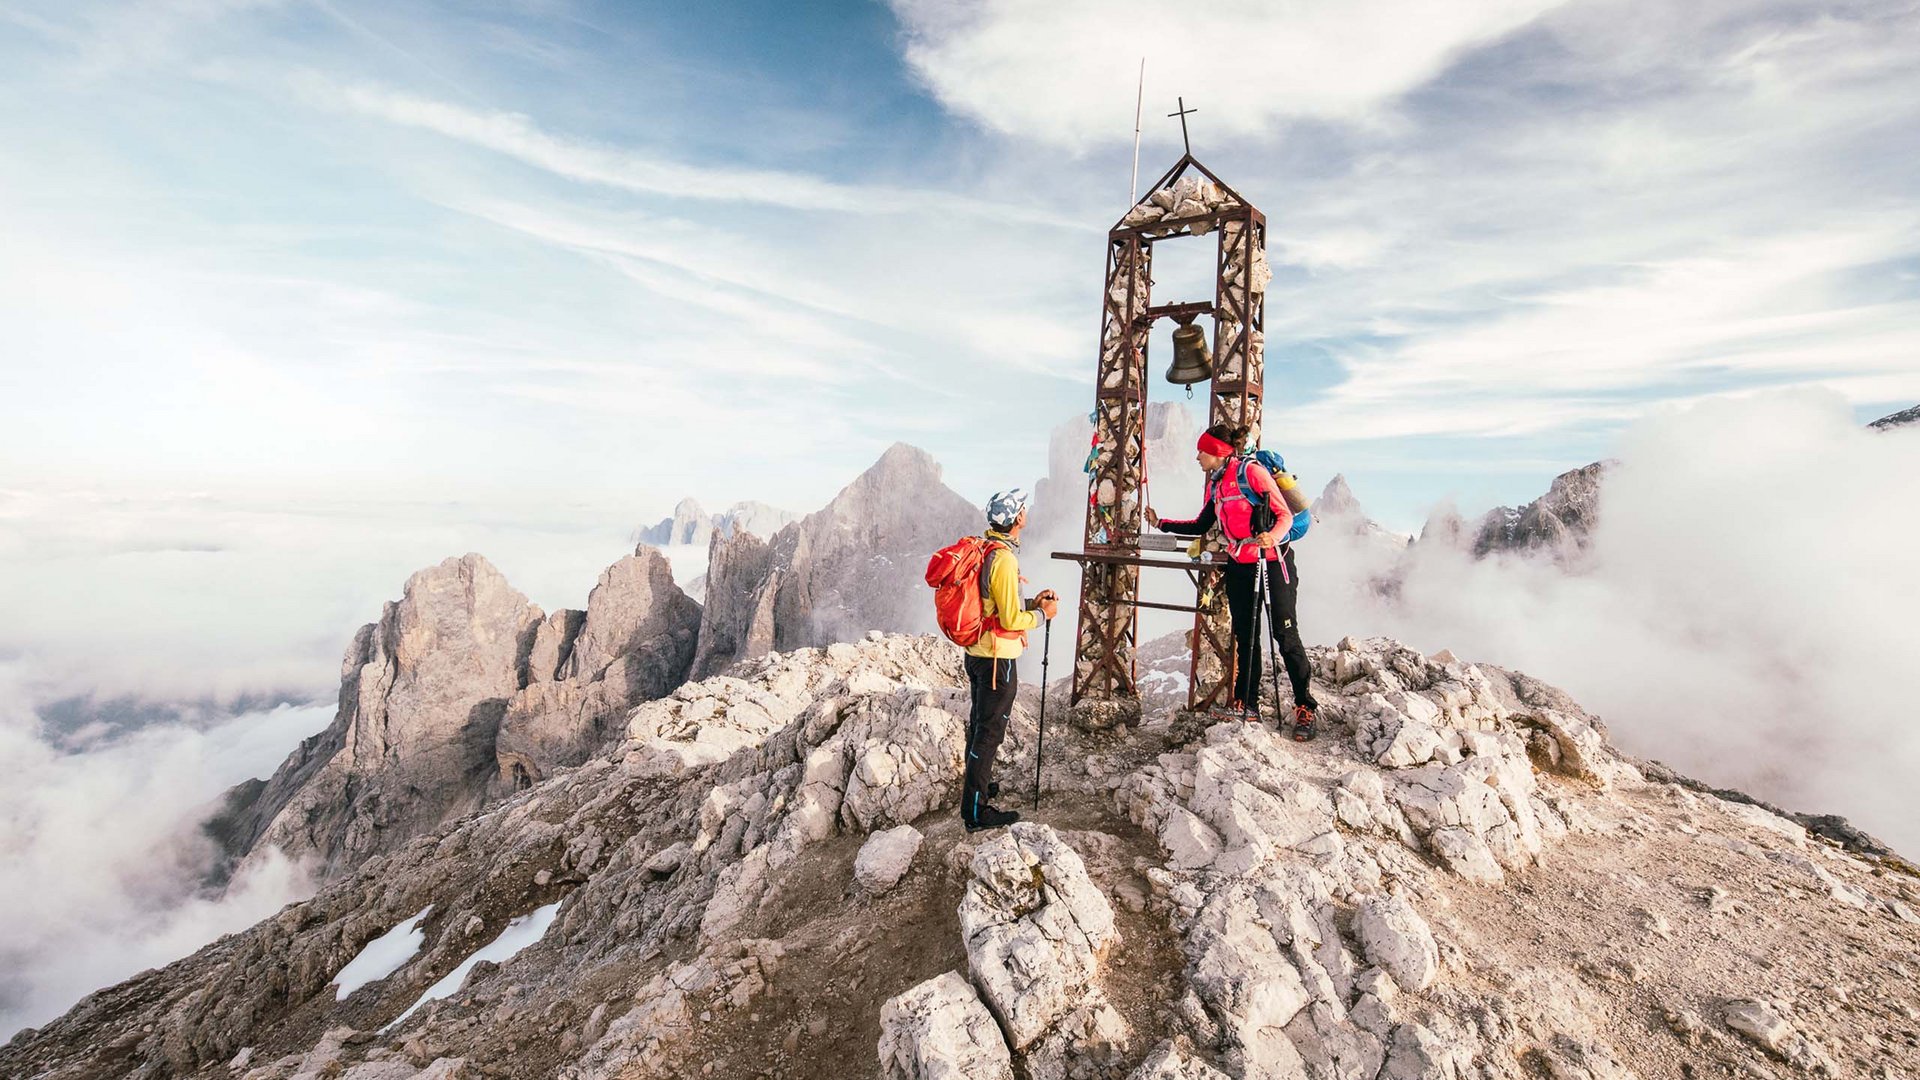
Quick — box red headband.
[1197,432,1234,458]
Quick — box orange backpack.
[925,536,1021,647]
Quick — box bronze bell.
[1165,321,1213,386]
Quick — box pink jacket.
[1159,459,1289,565]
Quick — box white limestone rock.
[855,825,925,894]
[1353,893,1439,993]
[1182,881,1313,1076]
[877,971,1014,1080]
[959,823,1120,1051]
[1126,1041,1231,1080]
[1024,997,1131,1080]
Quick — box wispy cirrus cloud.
[1287,219,1920,441]
[293,72,1078,226]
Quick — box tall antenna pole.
[1128,57,1145,206]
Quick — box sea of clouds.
[0,686,327,1035]
[1302,392,1920,853]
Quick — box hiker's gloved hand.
[1284,509,1311,543]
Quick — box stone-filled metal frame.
[1058,153,1268,714]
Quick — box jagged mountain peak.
[403,550,514,593]
[638,498,798,547]
[1316,473,1361,517]
[1869,403,1920,430]
[838,442,949,502]
[1472,460,1613,562]
[206,543,701,885]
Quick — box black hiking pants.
[963,654,1017,821]
[1223,547,1317,713]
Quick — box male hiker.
[959,488,1057,831]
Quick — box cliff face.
[495,548,701,788]
[212,549,700,883]
[689,528,776,679]
[696,443,978,668]
[18,633,1915,1080]
[1470,461,1612,563]
[210,555,544,882]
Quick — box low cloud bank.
[0,490,649,704]
[1302,391,1920,852]
[0,682,329,1036]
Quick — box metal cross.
[1168,97,1196,155]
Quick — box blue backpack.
[1232,449,1311,543]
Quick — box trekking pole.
[1246,554,1264,721]
[1034,615,1052,809]
[1267,551,1286,728]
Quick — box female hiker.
[1147,423,1320,740]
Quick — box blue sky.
[3,1,1919,699]
[5,0,1917,526]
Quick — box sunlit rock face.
[1471,461,1612,564]
[210,549,699,883]
[698,442,979,666]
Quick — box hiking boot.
[964,804,1021,832]
[988,781,1000,799]
[1208,699,1255,721]
[1291,705,1318,742]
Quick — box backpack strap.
[979,540,1025,641]
[979,539,999,601]
[1232,456,1260,505]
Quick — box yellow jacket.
[965,530,1042,659]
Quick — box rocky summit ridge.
[10,631,1918,1080]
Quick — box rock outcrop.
[16,633,1919,1080]
[1869,403,1920,430]
[1311,475,1410,556]
[878,972,1014,1080]
[1471,461,1612,562]
[209,555,544,882]
[494,547,701,788]
[688,528,776,679]
[212,549,699,882]
[695,444,977,666]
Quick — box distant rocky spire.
[1869,403,1920,430]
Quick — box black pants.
[1223,548,1317,713]
[963,654,1017,820]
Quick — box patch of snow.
[383,901,561,1031]
[332,906,432,1001]
[1139,668,1190,693]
